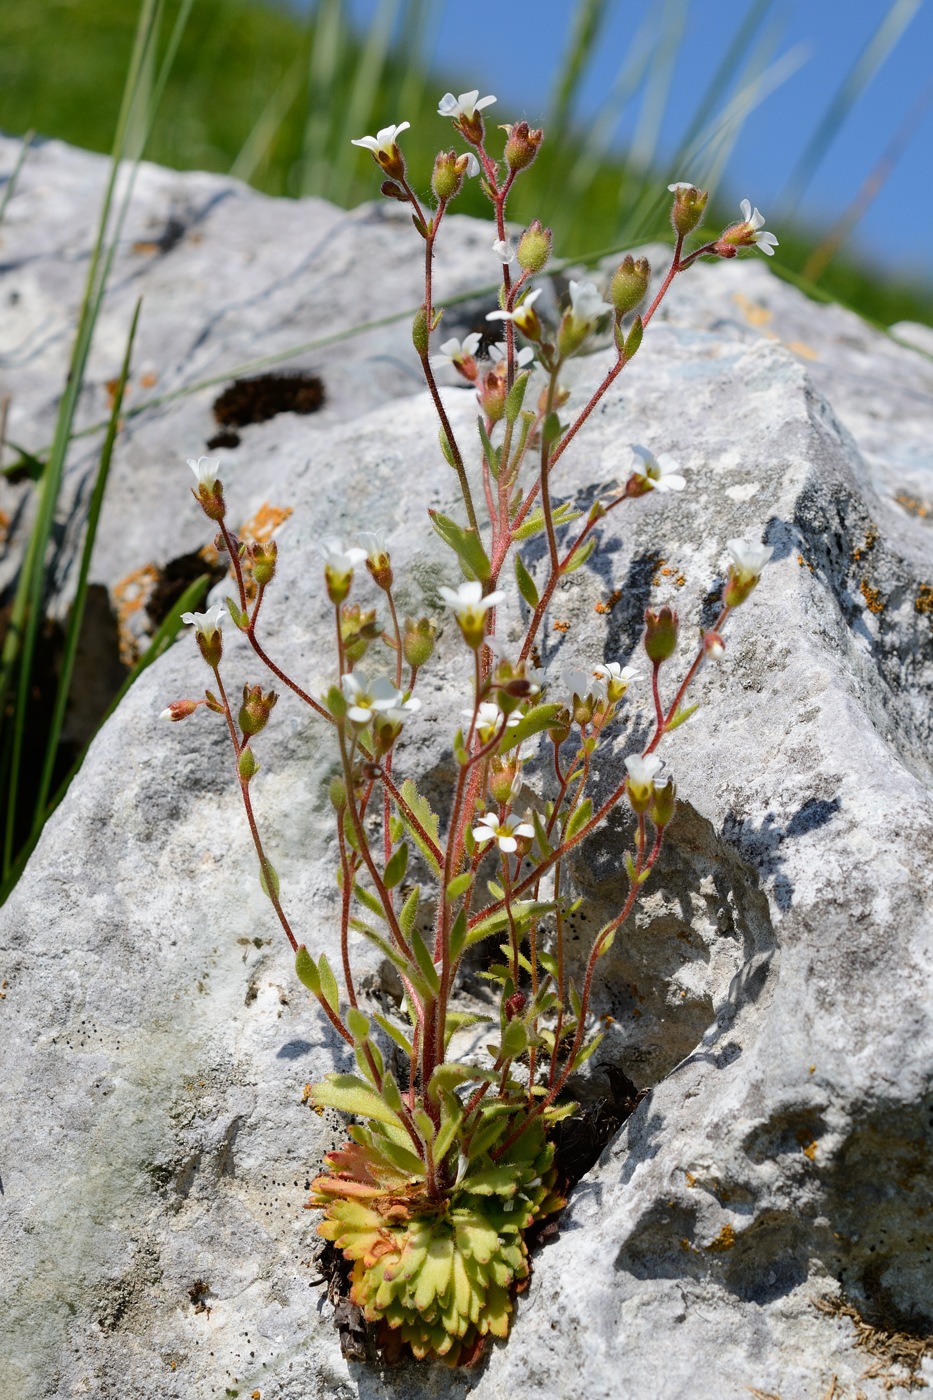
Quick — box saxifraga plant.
[164,87,776,1367]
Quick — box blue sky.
[340,0,933,282]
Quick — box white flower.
[492,238,515,265]
[625,753,663,787]
[630,444,686,494]
[472,811,534,854]
[593,662,639,701]
[486,287,542,335]
[439,580,504,620]
[357,530,389,563]
[350,122,410,156]
[667,181,697,192]
[187,456,220,490]
[341,670,420,726]
[738,198,778,256]
[181,604,225,636]
[429,333,481,371]
[438,90,496,120]
[727,537,773,579]
[463,152,481,177]
[568,279,612,327]
[466,701,521,741]
[323,538,367,576]
[488,343,535,369]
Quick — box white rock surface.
[1,138,933,1400]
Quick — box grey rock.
[2,141,933,1400]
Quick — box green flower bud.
[668,182,709,237]
[649,778,676,830]
[432,149,465,202]
[403,616,437,670]
[504,121,543,172]
[248,538,278,587]
[609,255,651,315]
[644,606,679,662]
[238,746,259,782]
[329,776,347,811]
[517,220,552,274]
[238,683,277,736]
[412,304,430,357]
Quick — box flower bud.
[237,746,259,783]
[329,776,347,811]
[723,539,773,608]
[341,604,380,664]
[547,709,572,746]
[380,179,408,202]
[644,606,679,662]
[372,713,402,757]
[432,149,465,202]
[412,304,430,357]
[403,616,437,670]
[478,369,507,423]
[248,538,278,587]
[239,683,278,736]
[702,629,725,660]
[504,121,543,172]
[160,698,200,722]
[609,255,651,316]
[668,182,708,237]
[649,778,676,830]
[625,753,663,813]
[517,219,552,274]
[504,990,527,1021]
[488,757,520,806]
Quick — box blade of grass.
[548,0,615,137]
[394,0,437,131]
[0,571,211,905]
[229,53,306,185]
[0,128,33,231]
[674,0,777,160]
[332,0,401,207]
[779,0,924,215]
[33,299,142,824]
[300,0,344,199]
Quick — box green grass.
[2,0,931,327]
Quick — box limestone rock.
[1,140,933,1400]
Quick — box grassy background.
[2,0,932,328]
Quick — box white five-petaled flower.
[630,444,686,494]
[187,456,220,491]
[563,666,601,705]
[429,333,481,371]
[472,811,534,854]
[488,343,535,369]
[357,530,389,563]
[466,701,521,741]
[593,662,639,701]
[181,604,226,636]
[625,753,663,787]
[486,287,542,335]
[492,238,515,265]
[727,537,773,579]
[568,279,612,327]
[738,199,778,257]
[323,538,367,576]
[439,580,504,619]
[438,90,496,120]
[341,670,421,727]
[350,122,410,156]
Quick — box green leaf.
[384,841,409,890]
[378,1136,426,1179]
[226,595,249,631]
[410,925,440,994]
[399,884,420,938]
[259,861,280,903]
[500,703,565,753]
[414,1108,436,1145]
[380,1070,404,1114]
[570,1032,606,1072]
[429,509,491,582]
[512,500,581,541]
[565,798,593,843]
[538,950,559,980]
[312,1072,404,1129]
[597,926,617,957]
[542,411,563,446]
[532,810,552,858]
[429,1061,498,1094]
[355,1037,384,1086]
[372,1012,414,1059]
[467,900,556,946]
[504,370,530,424]
[318,954,340,1017]
[501,1018,529,1060]
[477,416,500,481]
[514,552,539,608]
[295,945,321,996]
[433,1092,464,1164]
[446,871,474,903]
[353,883,388,921]
[397,779,441,876]
[667,702,700,731]
[439,427,456,467]
[564,536,597,573]
[346,1006,370,1042]
[449,907,468,962]
[460,1162,523,1197]
[625,315,644,360]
